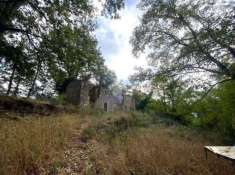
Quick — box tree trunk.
[27,59,41,98]
[162,88,168,112]
[6,64,16,95]
[13,77,21,96]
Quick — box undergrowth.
[0,114,79,175]
[81,111,235,175]
[1,110,234,175]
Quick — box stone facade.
[122,95,136,111]
[65,79,92,106]
[65,79,135,112]
[94,89,122,112]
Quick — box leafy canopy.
[131,0,235,82]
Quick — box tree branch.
[197,78,233,102]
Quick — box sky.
[95,0,148,82]
[94,0,235,83]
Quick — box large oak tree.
[0,0,124,96]
[131,0,235,84]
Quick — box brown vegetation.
[0,114,80,175]
[0,96,63,116]
[0,109,234,175]
[84,113,235,175]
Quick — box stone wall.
[65,79,136,112]
[122,95,135,111]
[65,80,91,106]
[65,80,82,105]
[80,80,92,107]
[95,94,121,112]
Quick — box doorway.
[104,102,108,112]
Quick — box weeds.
[0,114,79,175]
[1,110,234,175]
[83,112,235,175]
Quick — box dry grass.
[1,111,234,175]
[0,114,80,175]
[89,126,235,175]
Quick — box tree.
[192,80,235,141]
[152,76,196,114]
[40,25,104,94]
[0,0,124,35]
[0,0,125,97]
[0,39,35,96]
[134,91,153,111]
[131,0,235,85]
[96,66,117,89]
[89,66,117,104]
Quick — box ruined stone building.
[65,79,135,112]
[65,79,92,106]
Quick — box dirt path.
[57,118,95,175]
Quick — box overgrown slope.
[0,109,234,175]
[0,96,64,117]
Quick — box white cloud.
[95,1,148,81]
[92,0,105,15]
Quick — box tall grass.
[88,122,235,175]
[0,115,79,175]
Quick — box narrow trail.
[58,118,96,175]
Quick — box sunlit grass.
[0,115,79,175]
[1,111,234,175]
[87,116,235,175]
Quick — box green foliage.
[102,0,125,18]
[145,99,165,114]
[0,0,124,97]
[130,0,235,142]
[130,111,153,127]
[131,0,235,81]
[41,25,105,93]
[148,77,195,115]
[133,91,153,111]
[96,66,117,89]
[192,80,235,142]
[79,106,104,118]
[81,127,97,142]
[80,112,153,143]
[133,78,235,142]
[55,94,66,105]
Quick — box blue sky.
[93,0,235,85]
[94,0,148,81]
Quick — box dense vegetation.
[130,0,235,143]
[81,112,234,175]
[1,111,235,175]
[0,0,235,174]
[0,0,122,97]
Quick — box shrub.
[80,127,97,142]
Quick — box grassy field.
[0,111,234,175]
[88,126,235,175]
[0,114,80,175]
[81,112,235,175]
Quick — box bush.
[54,94,66,105]
[129,111,153,127]
[191,81,235,143]
[80,127,97,142]
[79,111,153,144]
[79,105,104,117]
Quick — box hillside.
[1,0,235,174]
[0,101,234,175]
[0,96,64,117]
